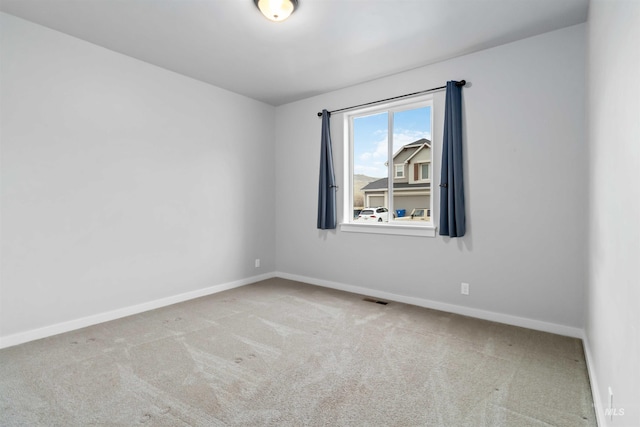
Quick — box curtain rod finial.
[456,80,466,87]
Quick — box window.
[418,162,430,181]
[343,95,435,237]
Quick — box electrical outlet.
[461,282,470,295]
[255,259,261,268]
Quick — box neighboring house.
[361,138,431,215]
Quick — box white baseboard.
[275,271,584,339]
[582,333,605,427]
[0,272,276,349]
[1,270,584,349]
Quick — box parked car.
[355,207,390,222]
[396,208,430,221]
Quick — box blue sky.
[353,106,431,178]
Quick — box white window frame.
[394,164,405,178]
[341,95,436,237]
[417,161,431,182]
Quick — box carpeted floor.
[0,278,596,426]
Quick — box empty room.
[0,0,638,426]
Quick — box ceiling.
[1,0,589,106]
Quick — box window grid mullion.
[387,111,394,222]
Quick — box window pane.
[421,163,429,180]
[391,107,431,221]
[348,99,432,226]
[353,112,389,222]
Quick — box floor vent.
[363,297,389,305]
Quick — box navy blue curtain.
[317,109,337,229]
[439,81,465,237]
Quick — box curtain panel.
[317,109,337,230]
[439,81,466,237]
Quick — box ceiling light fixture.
[254,0,298,22]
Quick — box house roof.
[361,178,431,191]
[403,138,430,148]
[405,141,431,163]
[390,138,431,162]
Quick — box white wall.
[0,13,276,342]
[3,8,638,422]
[586,0,640,425]
[275,25,587,331]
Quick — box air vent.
[363,297,389,305]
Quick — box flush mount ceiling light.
[254,0,299,22]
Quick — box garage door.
[367,195,385,208]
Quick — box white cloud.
[392,129,430,152]
[355,141,387,177]
[354,163,387,177]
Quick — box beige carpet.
[0,278,596,426]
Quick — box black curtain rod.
[317,80,466,117]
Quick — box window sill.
[340,222,437,237]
